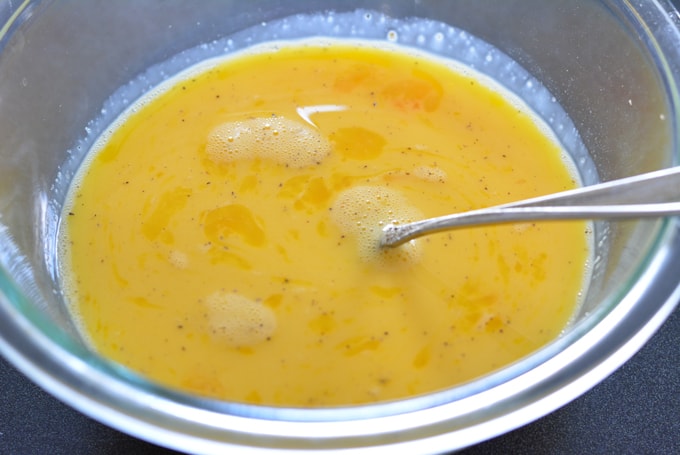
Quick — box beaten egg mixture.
[60,41,590,406]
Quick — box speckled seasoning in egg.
[59,36,590,406]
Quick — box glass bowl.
[0,1,679,453]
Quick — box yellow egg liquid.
[60,40,590,406]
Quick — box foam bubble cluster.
[206,291,277,347]
[413,166,448,183]
[168,249,189,269]
[206,116,331,168]
[330,186,423,265]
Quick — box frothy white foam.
[331,185,423,265]
[206,116,331,168]
[168,250,189,269]
[206,292,277,347]
[413,166,448,183]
